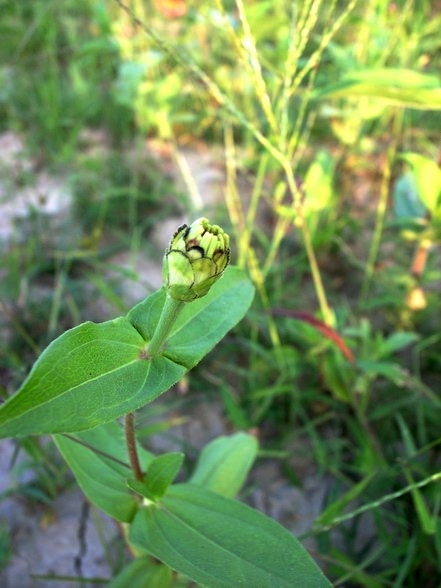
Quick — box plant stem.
[125,295,185,480]
[147,294,185,356]
[359,151,392,303]
[360,111,402,304]
[125,413,143,481]
[283,161,334,327]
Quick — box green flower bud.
[163,217,230,301]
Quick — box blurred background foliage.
[0,0,441,585]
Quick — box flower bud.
[163,217,230,301]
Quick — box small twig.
[125,413,143,481]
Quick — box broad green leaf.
[144,452,184,499]
[129,483,331,588]
[315,68,441,110]
[108,557,173,588]
[0,315,186,437]
[0,267,253,438]
[163,266,255,368]
[125,267,255,370]
[189,432,258,498]
[399,153,441,213]
[303,150,335,214]
[126,288,165,342]
[128,452,184,500]
[393,172,427,219]
[54,422,153,522]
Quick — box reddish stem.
[125,413,143,481]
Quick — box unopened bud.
[163,218,230,302]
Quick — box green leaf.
[108,557,173,588]
[435,519,441,563]
[377,332,419,356]
[326,549,384,588]
[357,360,406,385]
[303,150,335,214]
[125,266,254,372]
[399,153,441,214]
[393,172,427,219]
[322,351,353,403]
[163,266,255,368]
[409,483,436,535]
[396,420,436,535]
[0,315,186,437]
[126,288,165,342]
[190,432,258,498]
[315,68,441,110]
[129,452,184,501]
[315,475,374,528]
[0,267,253,438]
[54,422,153,522]
[129,483,331,588]
[395,413,417,456]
